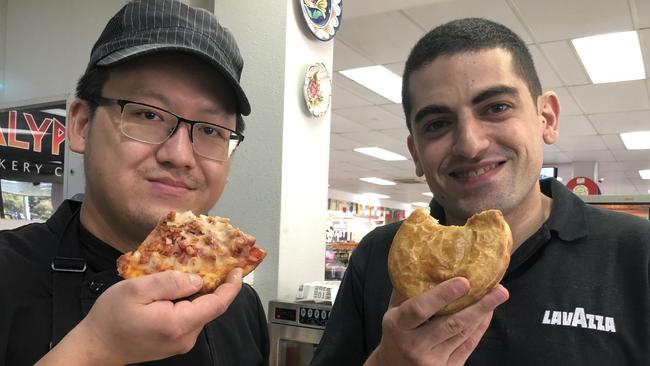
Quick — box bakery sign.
[0,110,65,183]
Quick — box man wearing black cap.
[0,1,268,365]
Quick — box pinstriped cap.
[88,0,250,115]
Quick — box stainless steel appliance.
[268,300,332,366]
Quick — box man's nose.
[451,112,491,159]
[155,123,197,167]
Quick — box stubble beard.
[451,189,517,221]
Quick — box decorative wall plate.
[303,63,332,117]
[299,0,342,41]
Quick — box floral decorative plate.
[299,0,342,41]
[303,63,332,117]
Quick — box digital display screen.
[274,307,296,321]
[540,167,557,179]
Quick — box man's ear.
[407,134,424,177]
[67,99,92,154]
[539,91,560,145]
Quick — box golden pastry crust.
[388,208,512,315]
[117,211,266,294]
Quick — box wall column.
[213,1,333,309]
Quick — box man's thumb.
[131,270,202,302]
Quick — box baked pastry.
[117,211,266,294]
[388,207,512,315]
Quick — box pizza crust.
[388,208,512,315]
[117,211,266,294]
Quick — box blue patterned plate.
[300,0,342,41]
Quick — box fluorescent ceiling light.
[0,128,43,135]
[640,170,650,180]
[360,177,396,186]
[41,108,67,117]
[411,202,429,207]
[620,131,650,150]
[354,147,407,161]
[422,192,433,197]
[360,192,390,199]
[572,31,646,84]
[339,66,402,103]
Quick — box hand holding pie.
[388,208,512,315]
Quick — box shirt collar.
[541,178,588,241]
[47,199,122,272]
[428,178,588,242]
[47,199,82,238]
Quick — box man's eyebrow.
[131,89,172,106]
[413,104,453,125]
[471,85,519,105]
[132,88,230,116]
[412,85,520,125]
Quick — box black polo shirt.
[0,200,269,366]
[312,178,650,365]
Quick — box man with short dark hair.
[312,18,650,366]
[0,1,268,365]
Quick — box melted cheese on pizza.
[117,211,266,293]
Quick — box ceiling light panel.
[620,131,650,150]
[360,177,397,186]
[354,147,407,161]
[339,66,402,103]
[640,170,650,180]
[639,169,650,179]
[572,31,646,84]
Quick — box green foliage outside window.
[1,191,53,221]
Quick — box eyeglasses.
[89,96,244,162]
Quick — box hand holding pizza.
[37,269,243,366]
[37,211,266,366]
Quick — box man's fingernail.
[495,285,510,303]
[190,274,202,288]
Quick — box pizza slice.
[117,211,266,294]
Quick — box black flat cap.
[88,0,250,115]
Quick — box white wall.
[1,0,127,198]
[0,0,125,108]
[0,0,7,100]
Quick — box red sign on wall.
[0,110,65,183]
[566,176,601,196]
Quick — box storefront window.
[1,180,53,220]
[0,103,65,223]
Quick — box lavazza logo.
[542,307,616,333]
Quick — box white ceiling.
[328,0,650,205]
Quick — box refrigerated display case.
[581,195,650,220]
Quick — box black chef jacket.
[0,199,269,366]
